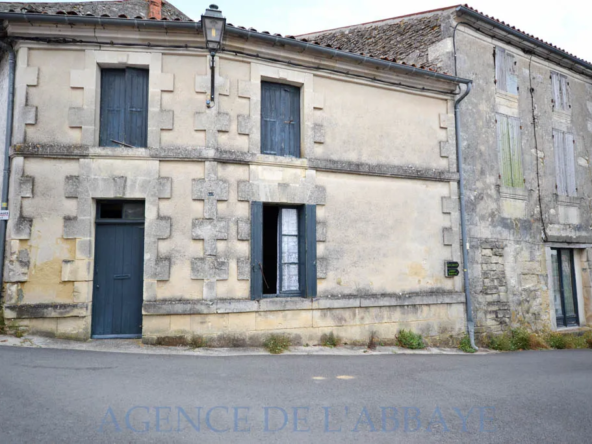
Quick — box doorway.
[550,248,579,328]
[91,201,145,338]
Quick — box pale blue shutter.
[250,202,263,299]
[554,129,567,195]
[565,132,576,196]
[495,47,507,92]
[505,52,518,95]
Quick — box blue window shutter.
[282,84,301,157]
[505,52,518,95]
[124,68,149,147]
[261,82,281,155]
[99,69,126,147]
[304,205,317,297]
[250,202,263,299]
[554,129,567,195]
[564,132,576,196]
[261,82,301,157]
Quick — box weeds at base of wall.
[263,334,291,354]
[459,335,476,353]
[320,331,342,348]
[0,308,5,335]
[154,335,209,348]
[367,331,378,350]
[485,327,592,351]
[396,329,426,350]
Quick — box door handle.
[113,274,131,280]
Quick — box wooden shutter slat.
[565,132,576,196]
[99,69,126,147]
[250,202,264,300]
[124,68,149,147]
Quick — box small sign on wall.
[0,210,9,220]
[445,261,460,278]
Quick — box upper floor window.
[261,81,301,157]
[495,47,518,95]
[553,129,576,196]
[99,68,149,148]
[496,114,524,188]
[551,71,570,112]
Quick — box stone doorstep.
[0,335,496,356]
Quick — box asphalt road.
[0,347,591,443]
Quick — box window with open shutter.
[496,114,524,188]
[261,82,301,157]
[250,203,316,299]
[553,129,576,196]
[495,47,518,95]
[99,68,148,148]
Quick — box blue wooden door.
[91,223,145,338]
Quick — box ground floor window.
[551,249,579,328]
[251,202,316,299]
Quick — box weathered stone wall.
[417,18,592,334]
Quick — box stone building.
[302,5,592,336]
[0,2,471,344]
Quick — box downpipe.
[455,81,478,350]
[0,40,16,302]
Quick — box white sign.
[0,210,9,220]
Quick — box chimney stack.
[148,0,162,20]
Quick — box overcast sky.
[33,1,592,61]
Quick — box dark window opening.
[261,81,301,157]
[97,201,145,221]
[551,248,579,328]
[250,202,316,299]
[262,206,279,295]
[99,68,149,148]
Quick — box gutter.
[0,12,471,87]
[0,40,15,303]
[456,6,592,75]
[454,81,477,350]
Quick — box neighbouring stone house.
[0,2,470,345]
[302,4,592,336]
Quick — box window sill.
[499,186,528,201]
[252,153,308,169]
[556,194,581,206]
[495,90,519,102]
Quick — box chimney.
[148,0,162,20]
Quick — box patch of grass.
[397,329,426,350]
[583,331,592,349]
[263,334,291,354]
[528,332,550,350]
[487,332,512,351]
[459,335,476,353]
[509,328,531,351]
[0,308,6,334]
[320,331,341,348]
[545,332,568,349]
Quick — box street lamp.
[201,4,226,108]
